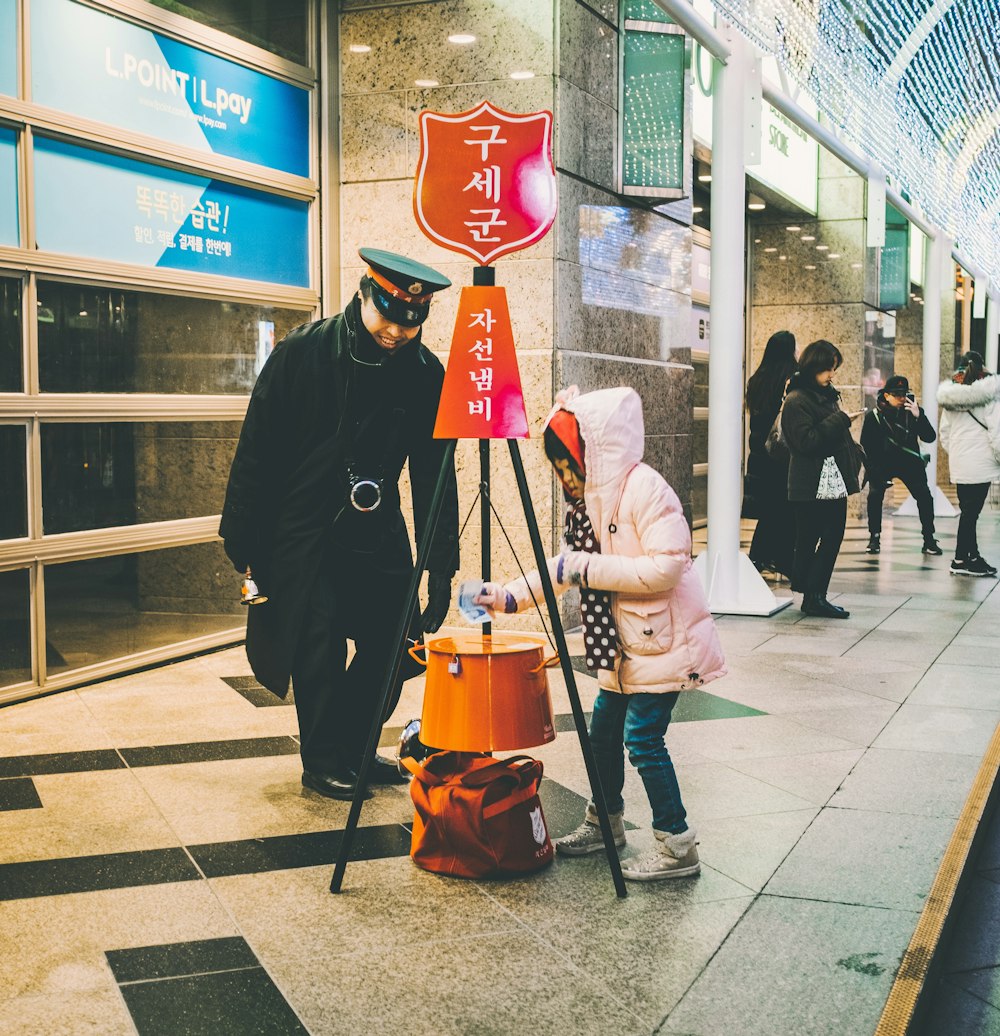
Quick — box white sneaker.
[621,827,700,881]
[555,804,625,856]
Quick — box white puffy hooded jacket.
[504,386,726,694]
[937,373,1000,484]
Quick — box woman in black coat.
[744,330,797,577]
[782,339,864,619]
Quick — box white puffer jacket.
[937,374,1000,484]
[505,386,726,694]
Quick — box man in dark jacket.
[860,374,941,556]
[220,248,459,800]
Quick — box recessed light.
[692,206,703,214]
[786,226,801,232]
[414,79,439,88]
[804,264,817,270]
[779,255,787,261]
[697,174,712,183]
[801,235,815,241]
[764,247,777,253]
[816,244,829,251]
[748,193,766,210]
[509,70,535,80]
[448,33,476,44]
[828,253,841,259]
[851,262,863,269]
[349,43,371,54]
[754,238,761,244]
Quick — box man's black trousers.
[866,458,935,540]
[290,548,414,775]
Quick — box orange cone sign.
[433,286,528,440]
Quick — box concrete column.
[693,29,790,615]
[986,294,999,372]
[904,231,956,517]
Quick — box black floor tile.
[118,967,307,1036]
[0,777,43,811]
[538,774,587,838]
[220,675,290,708]
[0,748,124,778]
[120,736,300,768]
[107,936,258,983]
[0,847,200,901]
[188,823,413,878]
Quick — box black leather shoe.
[921,539,944,556]
[301,769,372,801]
[801,594,850,619]
[361,753,410,785]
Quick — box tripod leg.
[330,439,457,893]
[507,439,627,898]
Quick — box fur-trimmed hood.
[937,373,1000,411]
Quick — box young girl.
[474,386,725,881]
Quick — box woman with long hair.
[782,339,864,618]
[744,330,798,576]
[937,351,1000,577]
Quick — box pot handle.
[407,643,428,666]
[529,653,560,674]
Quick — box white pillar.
[897,230,956,518]
[986,294,999,373]
[693,29,790,615]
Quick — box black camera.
[347,471,383,512]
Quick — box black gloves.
[420,573,452,633]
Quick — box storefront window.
[0,424,26,539]
[43,542,243,675]
[0,568,31,688]
[37,282,308,394]
[0,277,21,391]
[40,421,241,533]
[147,0,310,66]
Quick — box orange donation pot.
[410,631,558,752]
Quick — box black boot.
[866,534,880,554]
[801,593,851,619]
[921,537,943,555]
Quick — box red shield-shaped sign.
[414,101,557,265]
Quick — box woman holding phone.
[781,339,864,618]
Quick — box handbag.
[402,751,554,878]
[765,408,789,463]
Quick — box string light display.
[709,0,1000,288]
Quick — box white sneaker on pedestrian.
[554,803,625,856]
[621,827,700,881]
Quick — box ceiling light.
[804,264,817,270]
[779,255,787,261]
[828,253,841,259]
[448,33,476,44]
[786,226,801,232]
[801,235,815,241]
[748,193,766,211]
[815,244,829,251]
[414,79,439,88]
[697,173,712,183]
[764,247,777,253]
[851,262,863,269]
[509,70,534,80]
[692,206,703,214]
[349,43,371,54]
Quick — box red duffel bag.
[401,751,554,878]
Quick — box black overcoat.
[782,375,861,502]
[219,299,459,695]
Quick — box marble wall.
[338,0,696,622]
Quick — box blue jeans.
[588,689,688,834]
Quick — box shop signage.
[0,0,14,98]
[33,137,309,286]
[414,101,556,265]
[30,0,309,177]
[0,127,16,246]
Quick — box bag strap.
[482,781,541,819]
[458,755,541,788]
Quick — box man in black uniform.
[220,248,459,800]
[860,373,942,556]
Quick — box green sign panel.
[880,202,910,310]
[621,20,687,198]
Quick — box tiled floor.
[2,504,1000,1035]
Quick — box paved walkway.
[1,504,999,1035]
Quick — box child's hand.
[557,551,590,587]
[473,582,516,615]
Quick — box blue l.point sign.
[30,0,310,177]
